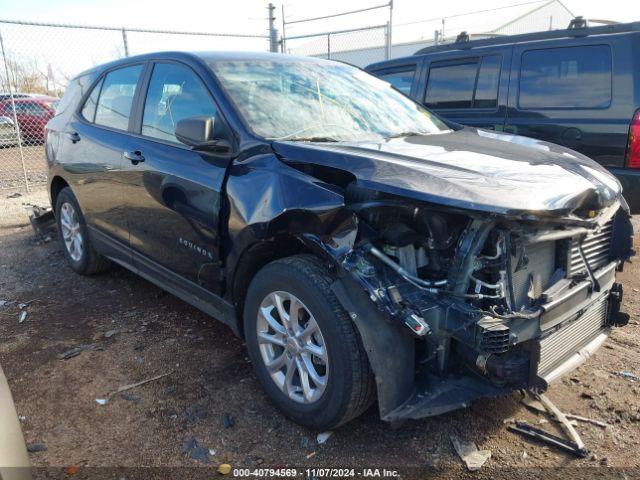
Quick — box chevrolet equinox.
[46,52,634,429]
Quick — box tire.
[55,187,110,275]
[244,255,375,429]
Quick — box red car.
[0,96,58,144]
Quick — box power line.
[284,3,390,26]
[394,0,548,28]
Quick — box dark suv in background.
[366,20,640,213]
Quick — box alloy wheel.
[257,291,329,404]
[59,202,83,262]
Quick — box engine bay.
[340,184,633,391]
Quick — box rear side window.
[141,63,218,143]
[425,61,477,109]
[94,65,143,130]
[376,67,415,95]
[81,78,103,122]
[425,55,501,109]
[519,45,612,109]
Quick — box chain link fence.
[0,19,269,192]
[283,24,389,68]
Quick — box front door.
[122,61,231,294]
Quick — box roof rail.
[413,20,640,55]
[568,16,588,29]
[455,31,470,44]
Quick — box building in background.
[286,0,575,67]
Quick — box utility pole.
[387,0,393,59]
[281,4,287,53]
[268,3,279,53]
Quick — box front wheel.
[243,255,375,429]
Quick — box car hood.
[271,127,624,219]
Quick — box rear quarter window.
[518,44,612,109]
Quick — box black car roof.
[367,20,640,70]
[74,51,329,79]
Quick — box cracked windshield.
[213,59,449,142]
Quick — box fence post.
[385,22,391,59]
[387,0,393,59]
[327,33,331,60]
[0,28,29,193]
[121,27,129,57]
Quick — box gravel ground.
[1,189,640,479]
[0,145,47,190]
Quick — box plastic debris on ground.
[57,344,95,360]
[217,464,232,475]
[449,434,491,471]
[18,311,27,323]
[316,431,332,444]
[120,393,140,403]
[520,391,608,428]
[222,413,235,428]
[26,443,47,453]
[26,204,55,242]
[510,391,588,458]
[104,329,118,338]
[613,371,640,382]
[95,398,108,405]
[181,436,213,464]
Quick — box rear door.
[121,60,232,294]
[417,46,512,130]
[506,40,629,167]
[65,63,145,253]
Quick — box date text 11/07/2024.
[231,468,400,478]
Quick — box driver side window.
[142,63,218,143]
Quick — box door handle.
[123,150,145,165]
[66,131,81,143]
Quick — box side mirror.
[175,116,231,153]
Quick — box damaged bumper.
[329,204,633,423]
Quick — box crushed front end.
[332,185,635,422]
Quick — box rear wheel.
[244,255,375,429]
[55,187,110,275]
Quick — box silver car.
[0,116,19,147]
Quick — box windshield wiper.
[286,136,339,143]
[386,131,425,139]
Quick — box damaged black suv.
[46,52,634,429]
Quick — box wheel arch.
[230,234,312,338]
[49,175,70,212]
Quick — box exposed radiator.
[568,221,613,276]
[537,296,608,377]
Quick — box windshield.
[212,59,450,142]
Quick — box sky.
[0,0,635,38]
[0,0,637,88]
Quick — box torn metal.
[223,129,634,423]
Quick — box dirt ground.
[0,145,47,190]
[1,189,640,479]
